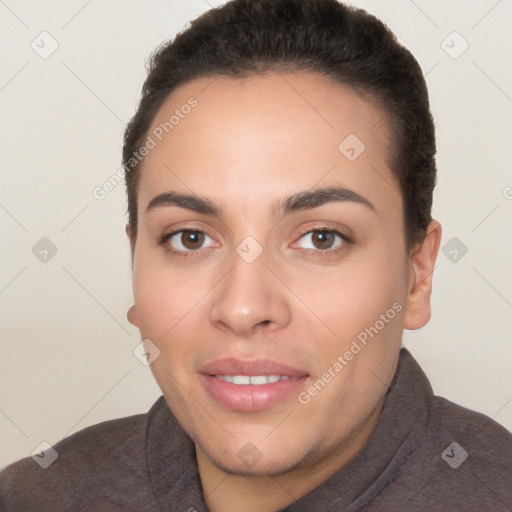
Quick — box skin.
[126,71,442,512]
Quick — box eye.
[295,229,351,252]
[159,229,216,254]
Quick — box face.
[129,72,418,477]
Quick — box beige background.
[1,0,511,468]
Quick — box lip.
[199,358,308,377]
[199,358,309,412]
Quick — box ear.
[404,219,442,330]
[127,305,139,327]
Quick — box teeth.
[249,375,267,385]
[233,375,250,385]
[216,375,290,385]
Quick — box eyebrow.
[144,186,376,217]
[274,186,376,216]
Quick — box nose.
[209,249,291,337]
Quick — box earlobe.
[404,220,442,330]
[127,305,139,327]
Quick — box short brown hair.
[123,0,437,253]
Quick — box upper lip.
[199,358,308,377]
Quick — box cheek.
[132,265,205,386]
[132,250,215,341]
[132,249,185,335]
[290,251,406,342]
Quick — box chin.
[199,438,318,477]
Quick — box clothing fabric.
[1,348,511,511]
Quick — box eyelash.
[294,227,353,259]
[157,227,353,258]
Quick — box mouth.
[199,358,309,412]
[216,374,292,384]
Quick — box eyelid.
[292,224,354,245]
[158,226,219,256]
[157,220,217,242]
[287,226,353,260]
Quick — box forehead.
[137,71,399,218]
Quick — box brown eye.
[311,230,336,250]
[162,229,216,254]
[180,230,205,250]
[295,229,349,253]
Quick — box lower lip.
[200,375,307,412]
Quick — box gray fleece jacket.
[1,348,511,511]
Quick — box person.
[1,0,511,510]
